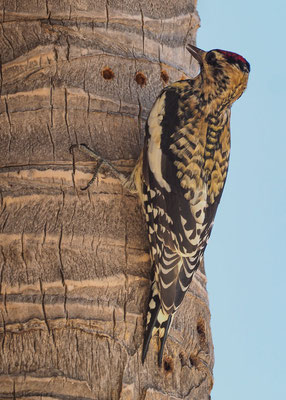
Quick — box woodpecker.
[130,45,250,366]
[70,44,250,367]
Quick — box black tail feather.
[158,315,173,367]
[142,292,160,364]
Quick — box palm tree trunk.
[0,1,213,398]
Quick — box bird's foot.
[70,143,128,190]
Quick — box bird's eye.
[205,51,217,65]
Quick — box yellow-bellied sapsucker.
[71,44,250,367]
[131,45,250,366]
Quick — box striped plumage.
[132,45,250,366]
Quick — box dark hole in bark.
[197,318,208,350]
[163,356,173,373]
[164,361,171,371]
[161,70,169,83]
[135,72,147,87]
[189,354,199,367]
[102,67,115,80]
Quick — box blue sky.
[197,1,286,399]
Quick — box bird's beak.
[186,44,204,65]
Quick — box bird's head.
[187,44,250,107]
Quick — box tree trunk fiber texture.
[0,1,214,398]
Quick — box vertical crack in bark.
[113,307,116,339]
[61,188,66,209]
[54,204,61,229]
[0,248,6,343]
[123,220,129,335]
[83,63,87,93]
[64,281,68,320]
[69,203,76,249]
[49,81,54,128]
[3,292,7,314]
[69,201,77,227]
[94,236,102,281]
[40,276,57,346]
[46,123,55,161]
[41,221,47,246]
[158,44,161,66]
[64,88,71,142]
[0,55,2,97]
[0,190,3,213]
[105,0,110,30]
[139,5,145,54]
[4,98,12,153]
[87,188,92,204]
[87,91,91,116]
[87,124,93,145]
[39,278,50,334]
[70,147,78,192]
[45,0,50,18]
[75,330,79,354]
[66,36,70,62]
[0,247,6,296]
[118,98,122,115]
[12,380,16,400]
[0,309,6,351]
[53,46,58,64]
[21,230,29,283]
[58,224,68,319]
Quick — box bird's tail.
[142,281,173,366]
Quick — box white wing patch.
[147,93,171,192]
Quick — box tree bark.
[0,1,214,399]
